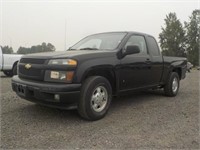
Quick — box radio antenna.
[64,18,67,51]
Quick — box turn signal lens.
[66,71,74,81]
[66,59,77,66]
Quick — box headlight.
[48,59,77,66]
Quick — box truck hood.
[22,50,115,59]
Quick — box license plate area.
[16,84,26,96]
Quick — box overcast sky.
[1,0,199,52]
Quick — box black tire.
[12,64,17,76]
[78,76,112,121]
[3,71,13,77]
[164,72,180,97]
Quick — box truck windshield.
[69,33,127,50]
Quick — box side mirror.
[125,45,140,55]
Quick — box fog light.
[54,94,60,101]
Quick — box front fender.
[73,56,119,83]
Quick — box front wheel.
[164,72,180,97]
[78,76,112,121]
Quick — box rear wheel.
[3,64,17,77]
[164,72,180,97]
[78,76,112,121]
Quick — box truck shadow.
[0,73,11,78]
[113,90,164,103]
[0,76,11,78]
[110,90,165,108]
[13,89,165,123]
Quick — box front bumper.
[12,76,81,109]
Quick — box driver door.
[119,35,152,91]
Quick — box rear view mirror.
[125,45,140,55]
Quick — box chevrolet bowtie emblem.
[25,64,31,69]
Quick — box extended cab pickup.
[0,47,23,76]
[12,32,187,120]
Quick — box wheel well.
[12,61,18,70]
[172,68,181,79]
[83,69,116,94]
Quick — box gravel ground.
[0,71,199,149]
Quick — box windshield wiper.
[80,47,99,50]
[67,48,76,51]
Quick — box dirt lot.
[0,71,199,149]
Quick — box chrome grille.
[18,58,46,81]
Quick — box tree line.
[1,9,199,66]
[159,9,199,66]
[1,42,55,54]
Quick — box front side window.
[70,33,127,50]
[125,35,147,54]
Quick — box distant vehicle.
[187,62,193,72]
[12,31,187,120]
[197,66,200,70]
[0,47,23,76]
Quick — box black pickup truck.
[12,32,187,120]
